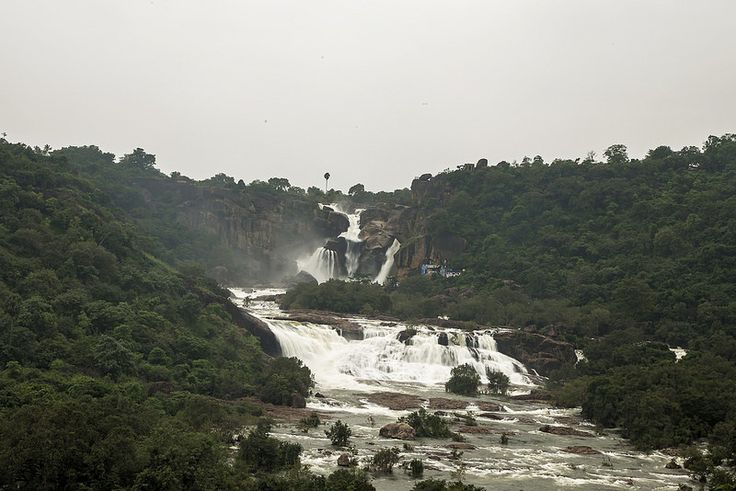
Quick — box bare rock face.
[379,423,416,440]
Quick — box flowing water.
[375,238,401,286]
[230,288,691,490]
[298,203,399,284]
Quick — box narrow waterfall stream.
[231,288,690,490]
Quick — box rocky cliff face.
[355,174,467,278]
[135,178,346,284]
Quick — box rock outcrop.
[379,423,416,440]
[225,301,281,356]
[493,331,576,376]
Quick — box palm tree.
[324,172,330,193]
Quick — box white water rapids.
[230,288,691,491]
[268,318,532,390]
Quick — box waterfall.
[374,238,400,285]
[297,203,364,283]
[297,247,340,284]
[262,317,533,390]
[336,205,364,277]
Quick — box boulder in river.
[476,401,504,412]
[397,328,417,345]
[337,453,353,467]
[379,423,416,440]
[438,332,449,346]
[665,459,682,469]
[446,442,476,450]
[429,398,468,410]
[540,425,594,437]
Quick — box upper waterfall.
[298,203,400,284]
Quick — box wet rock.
[283,271,318,287]
[438,332,449,346]
[365,392,424,410]
[337,453,353,467]
[379,423,416,440]
[381,322,397,327]
[291,393,306,408]
[445,443,476,450]
[539,425,594,437]
[270,310,364,341]
[314,392,326,399]
[324,237,348,256]
[478,413,503,420]
[665,459,682,469]
[564,446,601,455]
[429,398,467,410]
[476,401,504,412]
[397,328,417,345]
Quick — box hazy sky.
[2,1,735,191]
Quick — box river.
[231,288,691,490]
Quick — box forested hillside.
[0,139,318,489]
[283,135,736,487]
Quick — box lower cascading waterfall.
[264,318,533,390]
[297,248,340,284]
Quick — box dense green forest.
[283,135,736,488]
[0,139,357,489]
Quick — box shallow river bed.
[232,288,691,490]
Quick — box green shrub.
[325,420,351,447]
[400,408,451,438]
[325,468,375,491]
[408,458,424,478]
[258,357,313,406]
[297,411,321,432]
[485,368,510,395]
[445,364,480,396]
[369,447,401,473]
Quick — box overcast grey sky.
[2,1,735,191]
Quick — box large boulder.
[283,271,318,287]
[324,237,348,256]
[337,453,353,467]
[379,423,416,440]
